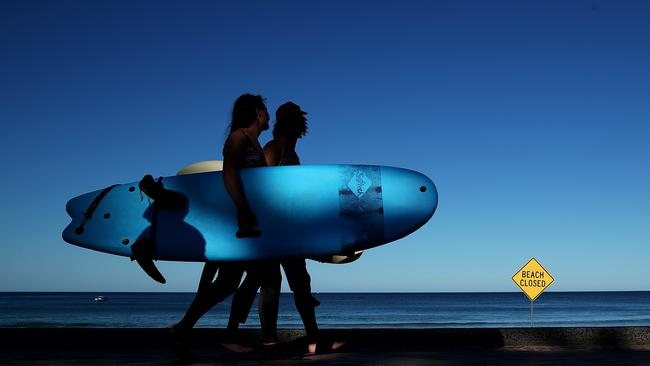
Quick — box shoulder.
[263,139,283,166]
[223,130,249,156]
[263,139,281,152]
[226,130,249,146]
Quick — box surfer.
[172,94,281,353]
[227,101,344,354]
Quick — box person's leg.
[176,263,244,331]
[197,262,219,293]
[227,273,260,331]
[247,261,282,344]
[283,259,345,354]
[282,259,319,339]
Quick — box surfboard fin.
[134,256,166,284]
[132,174,167,284]
[130,238,166,284]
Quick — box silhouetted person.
[172,94,281,353]
[227,102,343,354]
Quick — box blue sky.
[1,0,649,292]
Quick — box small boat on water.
[94,296,107,302]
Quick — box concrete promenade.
[2,327,650,365]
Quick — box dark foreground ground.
[2,327,650,365]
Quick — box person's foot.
[173,346,196,363]
[169,324,190,346]
[307,340,347,355]
[260,341,286,360]
[220,342,253,353]
[219,329,252,353]
[169,324,195,361]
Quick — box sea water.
[1,292,649,328]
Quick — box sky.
[0,0,649,292]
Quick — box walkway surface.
[2,327,649,365]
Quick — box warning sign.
[512,258,554,301]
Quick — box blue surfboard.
[63,164,437,268]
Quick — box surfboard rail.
[62,164,438,280]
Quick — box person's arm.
[223,132,257,228]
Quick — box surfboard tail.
[62,186,134,257]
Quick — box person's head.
[229,94,269,133]
[273,101,308,139]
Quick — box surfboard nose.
[381,167,438,244]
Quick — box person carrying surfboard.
[226,101,344,355]
[172,94,282,353]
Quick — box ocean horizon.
[2,291,650,329]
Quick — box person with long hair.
[172,94,281,353]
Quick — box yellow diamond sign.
[512,258,554,301]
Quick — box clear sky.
[1,0,649,292]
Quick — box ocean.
[1,292,650,328]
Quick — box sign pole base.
[530,300,534,327]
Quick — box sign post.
[512,258,554,327]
